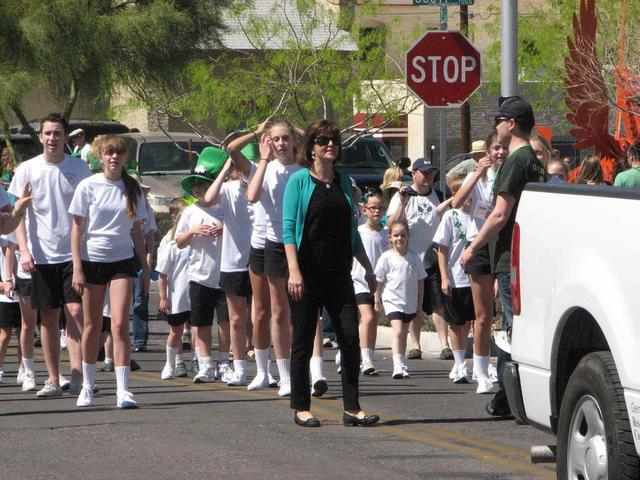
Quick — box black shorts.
[249,247,265,275]
[82,257,138,285]
[0,302,21,328]
[16,277,32,298]
[422,264,444,315]
[464,243,492,276]
[189,281,229,327]
[101,316,111,333]
[220,271,252,297]
[443,286,476,326]
[355,292,374,306]
[31,262,81,309]
[157,310,191,327]
[264,239,288,278]
[387,311,415,324]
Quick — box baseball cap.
[411,158,437,173]
[69,128,85,137]
[496,96,535,131]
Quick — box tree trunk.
[12,106,40,146]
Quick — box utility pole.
[501,0,518,97]
[460,5,471,153]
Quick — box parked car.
[504,182,640,478]
[339,135,402,190]
[117,132,213,214]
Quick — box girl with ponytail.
[69,135,149,409]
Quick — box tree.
[482,0,640,118]
[0,0,230,144]
[163,0,419,141]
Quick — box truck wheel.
[557,351,639,479]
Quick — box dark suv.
[338,135,397,190]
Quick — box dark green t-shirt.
[490,144,546,274]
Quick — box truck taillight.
[511,221,521,315]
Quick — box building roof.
[219,0,357,51]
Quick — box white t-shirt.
[374,249,427,315]
[243,162,267,249]
[433,209,471,288]
[68,174,143,262]
[141,198,157,235]
[352,224,388,295]
[219,181,253,272]
[9,154,91,264]
[0,236,18,303]
[155,234,191,314]
[462,169,496,241]
[261,160,302,243]
[387,188,441,267]
[175,203,224,288]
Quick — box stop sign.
[405,31,481,107]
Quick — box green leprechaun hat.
[181,146,229,196]
[241,142,259,162]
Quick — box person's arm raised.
[451,156,490,209]
[227,119,271,178]
[246,133,274,204]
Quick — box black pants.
[290,271,361,412]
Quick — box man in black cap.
[460,96,546,416]
[387,158,452,361]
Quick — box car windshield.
[341,138,395,169]
[138,141,210,174]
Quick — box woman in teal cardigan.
[282,119,379,427]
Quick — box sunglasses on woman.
[314,134,341,147]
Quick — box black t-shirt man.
[490,144,547,274]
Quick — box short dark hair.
[627,141,640,161]
[298,119,343,168]
[39,113,69,134]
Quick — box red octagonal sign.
[406,31,481,108]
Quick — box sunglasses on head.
[314,134,341,147]
[494,116,511,126]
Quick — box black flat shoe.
[343,412,380,427]
[294,412,321,427]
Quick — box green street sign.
[412,0,475,5]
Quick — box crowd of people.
[0,96,639,425]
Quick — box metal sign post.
[438,4,448,195]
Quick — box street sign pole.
[501,0,517,97]
[438,4,448,194]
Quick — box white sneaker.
[36,379,63,397]
[76,387,93,407]
[117,391,137,409]
[488,364,499,383]
[193,366,215,383]
[160,365,174,380]
[226,371,247,386]
[452,365,472,384]
[247,374,270,391]
[361,360,377,376]
[268,373,278,388]
[60,330,67,350]
[476,377,494,394]
[16,366,24,384]
[392,366,404,379]
[58,375,71,391]
[449,364,458,380]
[402,364,410,378]
[219,363,234,383]
[22,373,37,391]
[278,378,291,397]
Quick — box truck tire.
[556,351,639,480]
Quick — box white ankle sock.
[392,353,403,370]
[22,357,34,375]
[233,360,247,376]
[473,354,490,379]
[201,356,212,369]
[276,358,290,382]
[361,348,373,364]
[453,350,466,368]
[175,354,183,365]
[166,346,177,368]
[310,356,324,382]
[115,366,130,394]
[82,362,96,389]
[254,348,269,376]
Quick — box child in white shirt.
[434,178,477,386]
[374,221,427,379]
[351,191,388,376]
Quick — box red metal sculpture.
[565,0,640,183]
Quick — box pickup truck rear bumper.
[503,362,528,425]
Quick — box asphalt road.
[0,314,557,480]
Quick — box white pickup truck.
[503,182,640,479]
